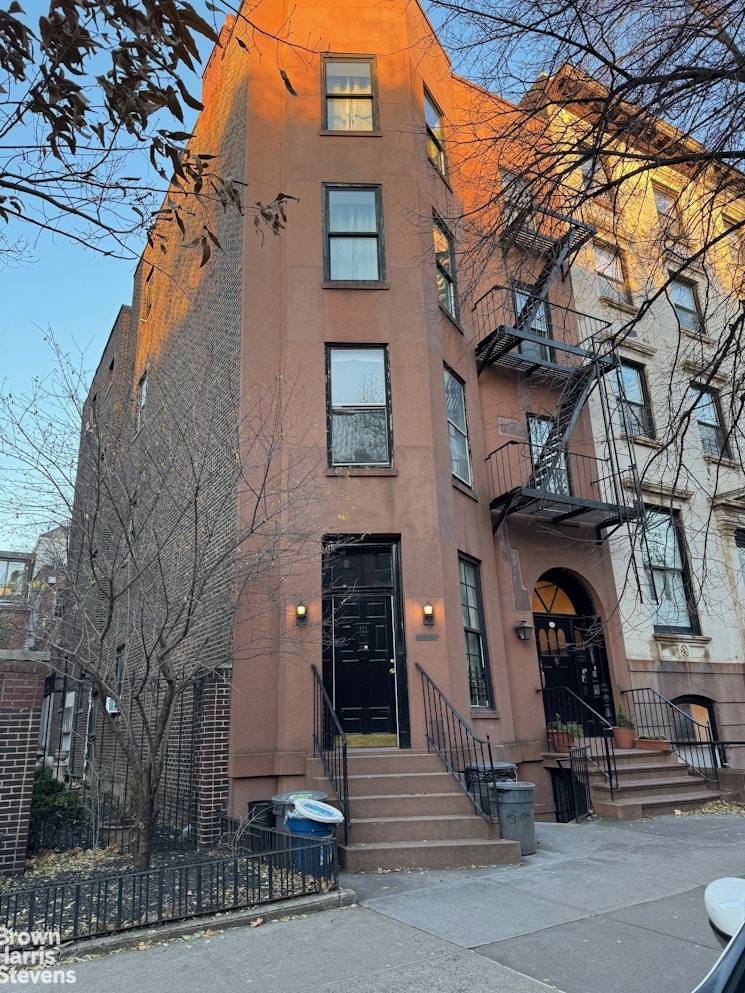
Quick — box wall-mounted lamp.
[422,601,435,626]
[515,618,534,641]
[295,602,308,626]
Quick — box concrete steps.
[308,749,521,871]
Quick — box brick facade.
[195,670,232,847]
[0,653,48,875]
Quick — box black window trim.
[321,54,380,133]
[433,211,458,321]
[443,363,472,487]
[643,504,700,636]
[458,552,495,710]
[689,381,731,459]
[325,342,393,469]
[617,358,656,440]
[423,85,447,177]
[322,183,386,285]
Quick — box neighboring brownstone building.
[62,0,741,869]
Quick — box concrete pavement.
[68,814,745,993]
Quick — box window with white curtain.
[327,346,391,466]
[324,187,384,282]
[323,58,377,131]
[444,368,471,486]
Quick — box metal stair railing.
[621,687,720,785]
[311,665,349,844]
[540,685,618,795]
[415,663,499,823]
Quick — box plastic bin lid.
[495,780,535,790]
[293,798,345,824]
[272,790,326,804]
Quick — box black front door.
[333,593,397,736]
[535,614,615,727]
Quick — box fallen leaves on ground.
[674,799,745,816]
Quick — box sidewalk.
[68,814,745,993]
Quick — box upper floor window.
[580,151,612,207]
[444,368,472,486]
[653,184,686,244]
[528,414,569,495]
[723,213,745,266]
[458,555,494,708]
[614,361,655,439]
[324,186,384,283]
[326,346,391,467]
[322,57,377,132]
[502,171,536,230]
[0,559,28,599]
[424,89,446,175]
[736,530,745,595]
[136,371,147,431]
[514,284,551,362]
[593,242,631,306]
[669,277,701,333]
[433,216,457,319]
[688,385,729,458]
[642,507,698,634]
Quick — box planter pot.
[613,726,636,750]
[547,730,574,752]
[636,738,672,752]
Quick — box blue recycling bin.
[284,814,335,878]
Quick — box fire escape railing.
[311,665,349,844]
[415,663,499,823]
[621,688,721,787]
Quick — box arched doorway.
[532,569,615,723]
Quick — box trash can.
[285,799,343,878]
[271,790,327,821]
[491,781,536,856]
[464,761,517,816]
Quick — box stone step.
[339,837,521,872]
[350,792,473,818]
[311,771,455,797]
[593,776,708,799]
[348,813,496,844]
[588,762,691,783]
[311,751,443,775]
[593,789,722,821]
[613,749,682,766]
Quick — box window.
[723,214,745,266]
[326,346,391,466]
[688,385,729,458]
[580,152,612,207]
[642,508,698,633]
[0,559,28,598]
[322,57,376,132]
[324,186,384,283]
[444,368,472,486]
[502,171,536,229]
[458,555,494,708]
[107,357,114,387]
[653,184,686,243]
[514,284,551,362]
[106,644,125,714]
[61,691,76,754]
[433,216,457,318]
[136,371,147,431]
[669,278,701,333]
[593,243,630,305]
[614,361,655,439]
[424,89,446,175]
[736,531,745,597]
[528,415,569,495]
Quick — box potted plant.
[636,734,672,752]
[547,718,583,752]
[613,706,635,749]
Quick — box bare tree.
[0,341,322,869]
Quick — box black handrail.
[415,663,499,822]
[621,687,720,785]
[311,665,349,844]
[540,685,618,794]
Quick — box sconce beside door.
[515,618,534,641]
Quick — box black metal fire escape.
[474,202,642,538]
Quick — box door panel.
[333,594,397,736]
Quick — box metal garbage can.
[491,781,536,855]
[464,761,517,816]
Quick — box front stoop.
[306,750,522,871]
[586,747,725,819]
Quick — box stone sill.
[653,632,711,646]
[322,281,390,290]
[470,707,500,720]
[439,304,464,334]
[319,129,383,137]
[703,454,741,472]
[620,434,663,451]
[599,296,638,317]
[452,477,478,502]
[326,467,397,477]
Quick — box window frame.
[321,55,379,133]
[325,344,393,468]
[689,383,730,459]
[642,506,700,635]
[424,87,447,177]
[593,241,632,306]
[323,184,386,285]
[652,182,686,241]
[668,275,702,334]
[433,213,458,321]
[443,365,472,487]
[0,558,28,599]
[136,370,147,432]
[615,360,656,440]
[458,554,495,709]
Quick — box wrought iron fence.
[311,665,349,844]
[1,832,337,943]
[416,663,500,822]
[540,685,618,794]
